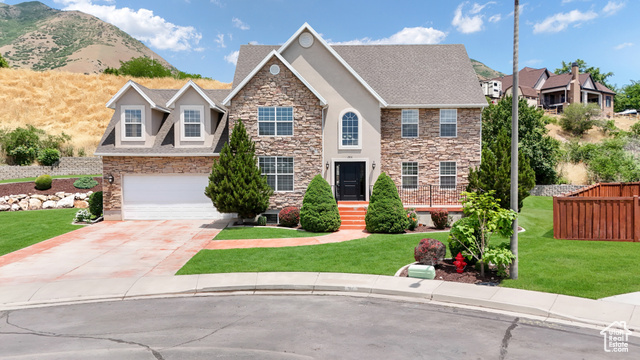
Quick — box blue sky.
[4,0,638,88]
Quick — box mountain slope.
[471,58,504,80]
[0,1,172,74]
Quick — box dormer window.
[121,105,145,141]
[180,105,205,141]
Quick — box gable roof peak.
[166,79,225,112]
[105,80,170,113]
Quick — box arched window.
[340,110,361,149]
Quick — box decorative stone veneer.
[102,156,216,216]
[228,57,324,209]
[380,108,481,187]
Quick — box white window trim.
[259,156,295,193]
[401,161,419,189]
[401,109,419,138]
[439,109,457,138]
[257,106,294,137]
[180,105,205,141]
[439,161,457,190]
[338,108,363,150]
[121,105,145,141]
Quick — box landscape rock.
[48,195,60,201]
[18,199,29,211]
[7,198,16,205]
[0,204,10,211]
[11,204,20,211]
[76,193,87,200]
[28,198,42,210]
[64,193,73,198]
[42,200,57,209]
[32,194,48,202]
[55,192,66,198]
[56,195,75,209]
[74,200,89,209]
[0,198,6,205]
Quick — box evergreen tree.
[467,128,535,211]
[205,120,272,220]
[299,175,341,232]
[365,173,408,233]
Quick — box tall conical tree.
[205,119,273,220]
[467,128,535,211]
[365,173,408,233]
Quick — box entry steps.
[337,201,368,230]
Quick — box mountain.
[471,58,505,81]
[0,1,172,73]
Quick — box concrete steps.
[338,201,368,230]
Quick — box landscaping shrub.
[365,173,408,233]
[34,174,52,190]
[448,216,481,265]
[630,122,640,138]
[414,238,446,266]
[77,148,86,157]
[61,144,75,157]
[73,176,99,189]
[279,206,300,227]
[559,103,601,136]
[0,125,71,165]
[406,209,418,230]
[74,209,92,223]
[257,215,267,226]
[88,191,103,218]
[37,148,60,166]
[300,175,341,232]
[430,209,449,229]
[484,243,515,278]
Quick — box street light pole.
[510,0,520,280]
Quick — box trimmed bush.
[406,209,418,230]
[257,215,267,226]
[37,148,60,166]
[431,209,449,229]
[88,191,103,218]
[279,207,300,227]
[365,173,408,233]
[74,209,92,223]
[34,174,52,190]
[414,238,446,266]
[300,175,341,232]
[448,216,481,265]
[73,176,99,189]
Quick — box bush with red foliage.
[414,238,446,266]
[279,206,300,227]
[431,209,449,229]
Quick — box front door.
[335,162,366,201]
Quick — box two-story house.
[95,23,486,221]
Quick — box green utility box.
[407,264,436,279]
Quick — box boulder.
[32,194,48,202]
[64,193,73,198]
[11,204,20,211]
[74,200,89,209]
[18,199,29,211]
[28,198,42,210]
[42,200,57,209]
[48,195,60,201]
[56,195,75,209]
[0,198,6,205]
[76,193,88,200]
[0,204,10,212]
[55,192,66,198]
[6,198,15,205]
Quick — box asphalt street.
[0,295,637,359]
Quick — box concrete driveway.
[0,220,225,285]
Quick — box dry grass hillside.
[0,69,230,155]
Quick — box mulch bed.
[0,177,102,197]
[399,259,502,285]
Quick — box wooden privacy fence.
[553,182,640,242]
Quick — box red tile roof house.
[95,24,487,221]
[483,63,615,118]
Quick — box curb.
[1,272,638,333]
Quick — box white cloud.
[603,1,625,16]
[248,40,261,45]
[614,42,633,50]
[232,17,250,30]
[533,9,597,33]
[488,14,501,23]
[329,27,446,45]
[452,2,496,34]
[53,0,202,51]
[214,33,225,48]
[210,0,224,7]
[224,50,239,65]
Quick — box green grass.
[0,208,81,256]
[214,227,329,240]
[0,174,101,184]
[178,196,640,299]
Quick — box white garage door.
[122,175,231,220]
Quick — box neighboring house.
[482,63,615,117]
[96,23,486,221]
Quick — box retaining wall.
[0,157,102,181]
[529,185,586,197]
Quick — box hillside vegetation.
[471,58,504,80]
[0,69,230,155]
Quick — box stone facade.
[380,108,482,188]
[228,57,324,209]
[102,156,216,215]
[0,157,102,181]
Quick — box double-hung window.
[440,109,457,137]
[439,161,457,189]
[402,162,418,189]
[606,96,611,108]
[258,107,293,136]
[401,109,419,138]
[121,105,144,140]
[181,105,204,141]
[259,157,294,192]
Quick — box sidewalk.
[1,272,638,333]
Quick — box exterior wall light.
[107,174,114,184]
[326,161,329,170]
[372,161,376,169]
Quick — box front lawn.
[0,208,81,256]
[178,196,640,299]
[214,227,329,240]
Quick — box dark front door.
[335,162,366,201]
